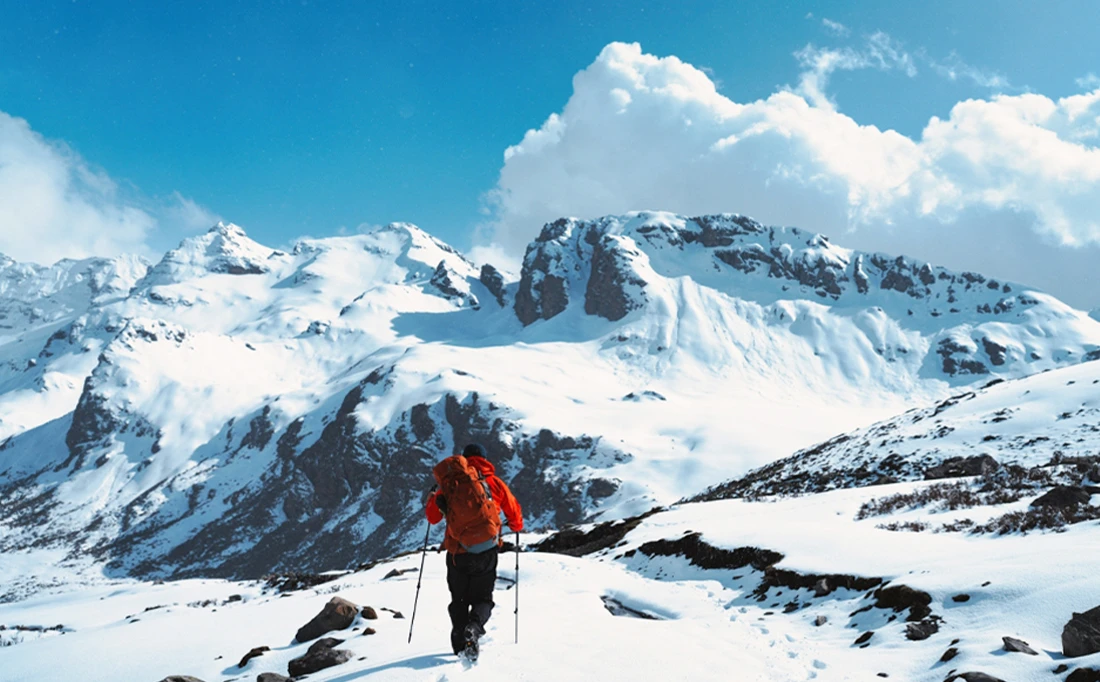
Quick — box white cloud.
[480,42,1100,307]
[928,52,1010,90]
[0,111,219,266]
[794,32,917,109]
[821,18,851,37]
[1078,73,1100,90]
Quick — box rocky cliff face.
[512,212,1099,380]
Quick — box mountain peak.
[141,221,279,286]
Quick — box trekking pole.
[408,486,437,644]
[514,530,520,644]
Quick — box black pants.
[446,547,498,653]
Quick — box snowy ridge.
[696,358,1100,501]
[0,214,1099,588]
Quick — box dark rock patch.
[479,265,506,307]
[361,606,378,619]
[952,594,970,603]
[1001,635,1037,655]
[237,645,270,668]
[637,532,783,572]
[873,584,933,621]
[924,455,999,480]
[906,618,940,641]
[1032,486,1094,509]
[854,631,874,645]
[295,597,358,643]
[263,572,339,593]
[1067,669,1100,682]
[257,674,290,682]
[945,673,1005,682]
[1065,606,1100,657]
[601,596,659,620]
[534,509,659,557]
[940,647,959,662]
[287,637,353,677]
[584,237,647,322]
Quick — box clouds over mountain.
[484,41,1100,307]
[0,111,218,266]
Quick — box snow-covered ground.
[3,473,1098,682]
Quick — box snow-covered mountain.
[6,353,1100,682]
[1,213,1099,588]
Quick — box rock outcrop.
[295,597,359,643]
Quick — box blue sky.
[2,1,1100,305]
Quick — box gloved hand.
[435,495,447,515]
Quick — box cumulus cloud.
[481,42,1100,308]
[0,110,218,266]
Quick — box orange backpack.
[433,455,503,553]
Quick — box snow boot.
[461,621,485,662]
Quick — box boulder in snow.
[1064,605,1100,657]
[288,637,353,677]
[295,596,359,643]
[1032,485,1094,509]
[1001,636,1038,655]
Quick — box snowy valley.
[2,212,1100,681]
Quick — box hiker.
[426,443,523,660]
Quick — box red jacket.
[426,456,524,554]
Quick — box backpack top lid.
[462,443,487,461]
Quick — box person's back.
[426,443,523,660]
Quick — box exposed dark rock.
[584,237,647,322]
[906,619,940,641]
[534,510,659,557]
[1065,606,1100,657]
[981,337,1008,366]
[478,264,506,307]
[263,571,339,593]
[758,568,881,597]
[814,615,828,626]
[945,673,1006,682]
[514,220,574,325]
[238,645,270,668]
[854,631,874,645]
[362,627,376,635]
[872,584,933,621]
[602,596,659,619]
[1067,668,1100,682]
[287,637,353,677]
[1001,636,1037,655]
[257,674,291,682]
[239,406,275,451]
[937,338,989,376]
[1032,486,1094,509]
[361,606,378,619]
[429,261,476,307]
[952,594,971,603]
[637,532,783,572]
[924,455,999,480]
[382,568,417,580]
[157,678,206,682]
[295,597,359,643]
[940,647,959,662]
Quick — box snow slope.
[1,214,1099,586]
[4,477,1100,682]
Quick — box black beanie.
[462,443,487,460]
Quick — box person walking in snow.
[426,443,524,661]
